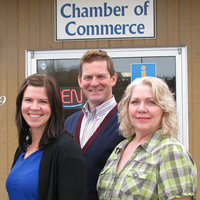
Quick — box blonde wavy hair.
[118,76,179,138]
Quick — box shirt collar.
[82,96,117,117]
[115,136,133,154]
[115,131,163,154]
[140,131,163,153]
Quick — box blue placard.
[131,63,156,81]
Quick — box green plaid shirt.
[97,132,197,200]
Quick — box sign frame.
[55,0,156,41]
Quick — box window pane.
[112,56,176,102]
[37,56,176,119]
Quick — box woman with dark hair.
[6,73,86,200]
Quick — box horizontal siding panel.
[6,0,19,170]
[156,0,168,46]
[0,1,8,199]
[29,0,40,49]
[168,0,179,45]
[18,0,29,82]
[40,0,52,49]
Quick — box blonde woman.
[97,76,197,200]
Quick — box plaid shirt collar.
[115,131,163,155]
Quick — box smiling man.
[65,49,124,200]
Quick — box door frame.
[26,46,188,149]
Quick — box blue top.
[6,150,43,200]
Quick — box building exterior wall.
[0,0,199,199]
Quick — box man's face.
[78,60,117,111]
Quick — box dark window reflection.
[37,56,176,119]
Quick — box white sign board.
[55,0,156,41]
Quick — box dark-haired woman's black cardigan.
[11,132,86,200]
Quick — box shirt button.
[134,174,138,178]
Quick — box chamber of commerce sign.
[55,0,155,41]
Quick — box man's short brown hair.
[79,49,115,78]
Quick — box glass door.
[26,47,188,149]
